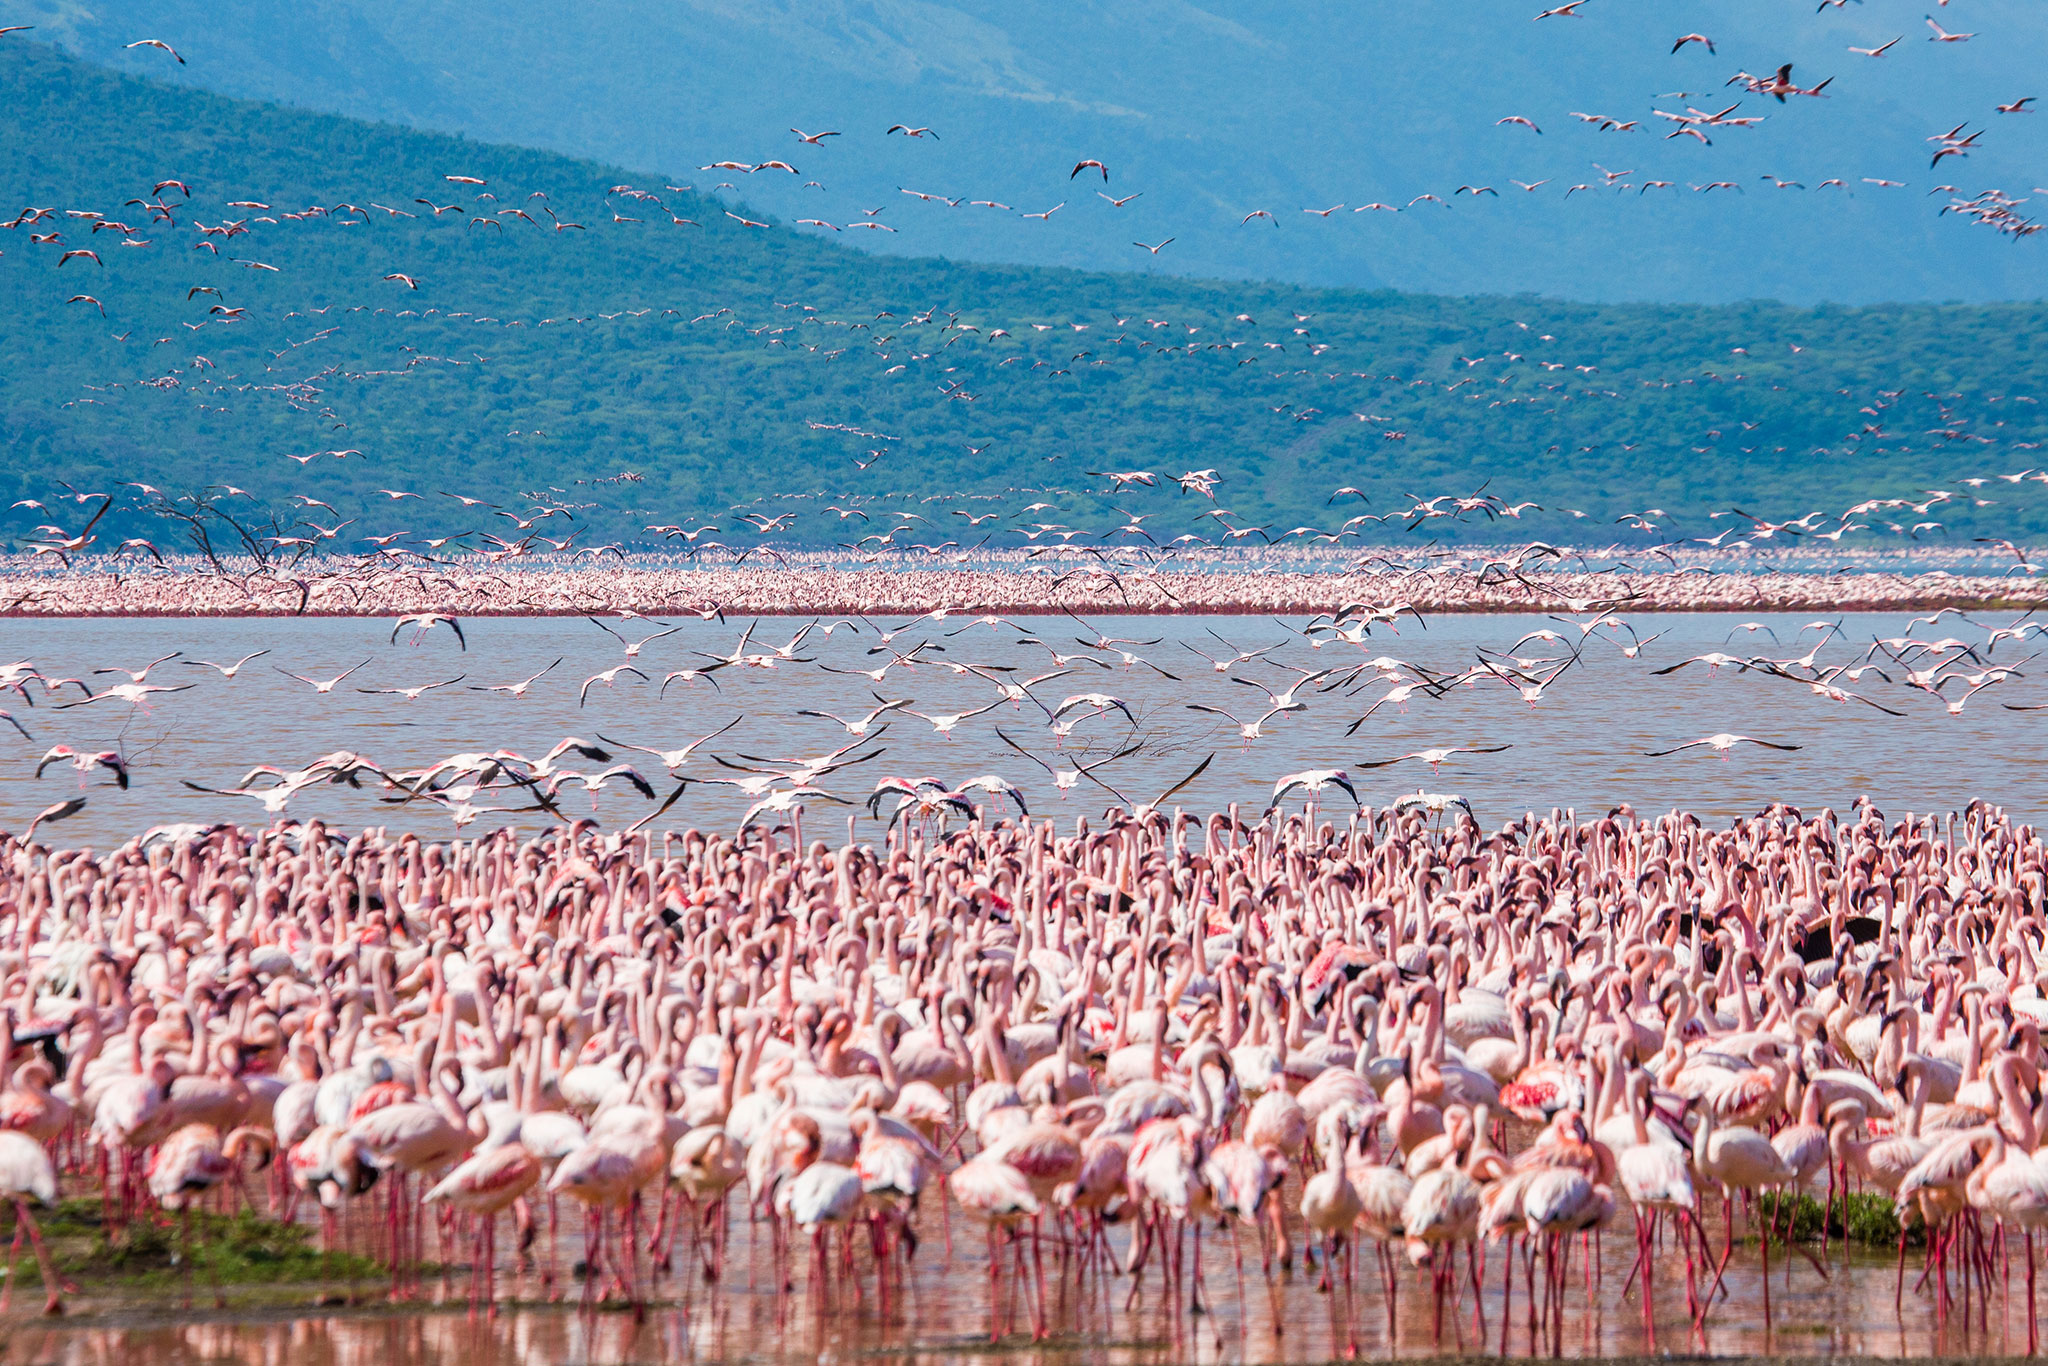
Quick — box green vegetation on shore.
[38,1198,386,1288]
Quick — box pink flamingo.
[0,1132,61,1315]
[950,1152,1045,1339]
[423,1115,541,1311]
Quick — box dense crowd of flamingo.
[5,795,2048,1352]
[4,554,2044,620]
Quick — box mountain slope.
[4,37,2048,557]
[7,0,2047,304]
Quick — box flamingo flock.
[5,13,2048,1357]
[0,788,2046,1352]
[62,11,2045,249]
[3,547,2046,622]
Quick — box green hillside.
[4,38,2048,554]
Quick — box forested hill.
[5,38,2048,555]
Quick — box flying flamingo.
[181,650,270,678]
[273,660,369,694]
[124,37,185,61]
[1645,733,1802,758]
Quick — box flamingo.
[1402,1126,1486,1344]
[1969,1126,2048,1349]
[774,1112,866,1298]
[0,1020,74,1145]
[0,1132,61,1315]
[951,1153,1045,1338]
[423,1114,542,1308]
[1615,1077,1700,1334]
[1301,1117,1364,1291]
[547,1094,665,1303]
[1692,1104,1793,1324]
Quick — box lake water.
[3,611,2043,845]
[0,1213,2029,1362]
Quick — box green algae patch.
[1753,1191,1919,1247]
[44,1199,389,1287]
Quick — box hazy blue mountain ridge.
[7,0,2045,304]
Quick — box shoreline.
[5,567,2045,617]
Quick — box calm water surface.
[0,1227,2032,1362]
[3,611,2045,844]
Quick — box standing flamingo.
[1692,1103,1792,1326]
[951,1152,1045,1338]
[0,1132,61,1315]
[423,1113,542,1310]
[1614,1071,1701,1334]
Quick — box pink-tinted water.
[0,1203,2031,1362]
